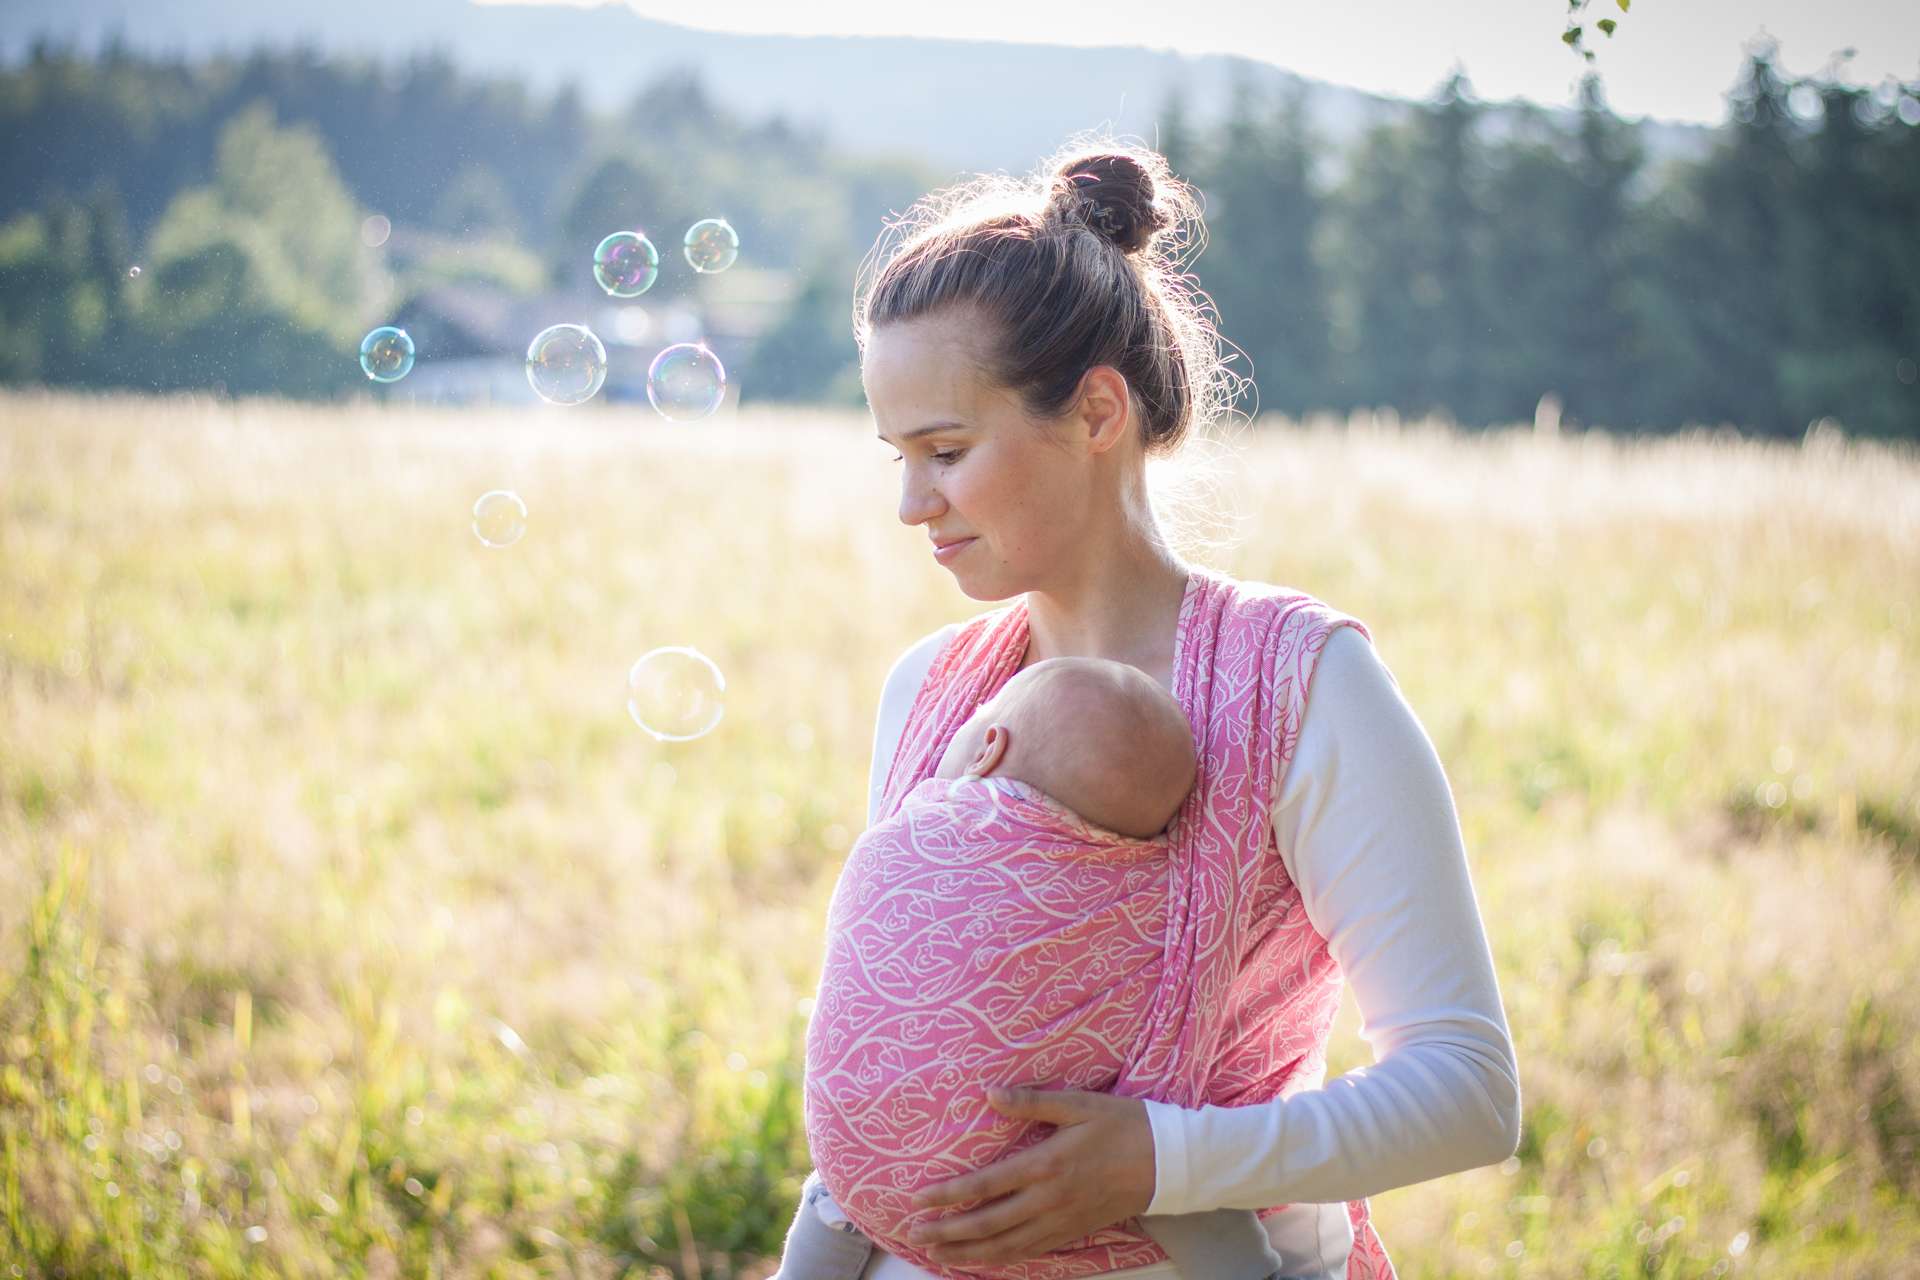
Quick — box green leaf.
[1598,18,1617,35]
[1617,0,1630,10]
[1562,27,1582,47]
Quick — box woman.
[803,142,1520,1280]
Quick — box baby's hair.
[990,657,1198,839]
[853,134,1243,460]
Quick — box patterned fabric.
[805,565,1395,1279]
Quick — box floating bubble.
[361,214,392,248]
[627,646,726,742]
[472,490,528,548]
[127,265,142,279]
[525,323,607,405]
[359,326,415,383]
[682,218,740,273]
[594,230,660,297]
[646,343,727,421]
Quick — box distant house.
[381,267,797,408]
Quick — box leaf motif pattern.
[807,565,1395,1279]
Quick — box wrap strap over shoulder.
[856,565,1394,1279]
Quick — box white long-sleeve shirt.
[832,616,1521,1279]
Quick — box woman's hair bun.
[1051,151,1169,256]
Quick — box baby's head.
[933,657,1196,839]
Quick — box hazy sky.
[493,0,1919,124]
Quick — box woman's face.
[864,309,1092,601]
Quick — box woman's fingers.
[911,1145,1051,1210]
[910,1184,1053,1250]
[926,1219,1056,1267]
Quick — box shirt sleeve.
[1142,625,1522,1213]
[867,623,961,828]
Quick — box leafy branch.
[1563,0,1631,63]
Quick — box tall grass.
[2,390,1916,1277]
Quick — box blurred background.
[1,3,1917,1278]
[1,0,1916,434]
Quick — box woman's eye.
[889,450,964,465]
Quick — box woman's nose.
[897,471,944,526]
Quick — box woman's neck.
[1019,542,1192,693]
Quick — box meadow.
[2,389,1917,1278]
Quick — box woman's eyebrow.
[877,420,968,445]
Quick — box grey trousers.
[774,1171,1299,1280]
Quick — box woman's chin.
[957,582,1020,604]
[947,562,1023,604]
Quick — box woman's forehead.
[866,321,978,396]
[864,316,1013,426]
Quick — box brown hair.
[853,137,1236,456]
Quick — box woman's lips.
[933,538,976,564]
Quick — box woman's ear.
[1075,365,1132,455]
[965,725,1010,777]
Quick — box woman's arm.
[1141,625,1522,1213]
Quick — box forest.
[2,41,1916,438]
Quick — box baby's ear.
[966,725,1010,777]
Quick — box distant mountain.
[1,0,1712,173]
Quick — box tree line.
[1160,54,1920,438]
[0,44,932,399]
[1,42,1915,437]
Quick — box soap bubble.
[682,218,739,273]
[646,343,727,421]
[594,230,660,297]
[472,490,528,548]
[360,214,392,248]
[127,265,142,279]
[525,323,607,405]
[359,326,415,383]
[627,647,726,742]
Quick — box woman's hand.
[904,1086,1156,1266]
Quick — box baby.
[775,660,1290,1280]
[928,655,1198,839]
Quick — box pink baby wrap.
[805,566,1395,1279]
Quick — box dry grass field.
[2,389,1917,1278]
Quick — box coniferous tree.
[1154,85,1205,196]
[1333,72,1497,421]
[1204,79,1332,418]
[1480,107,1586,422]
[1774,78,1915,437]
[1563,75,1650,426]
[1420,73,1498,422]
[1651,49,1801,434]
[1480,77,1649,427]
